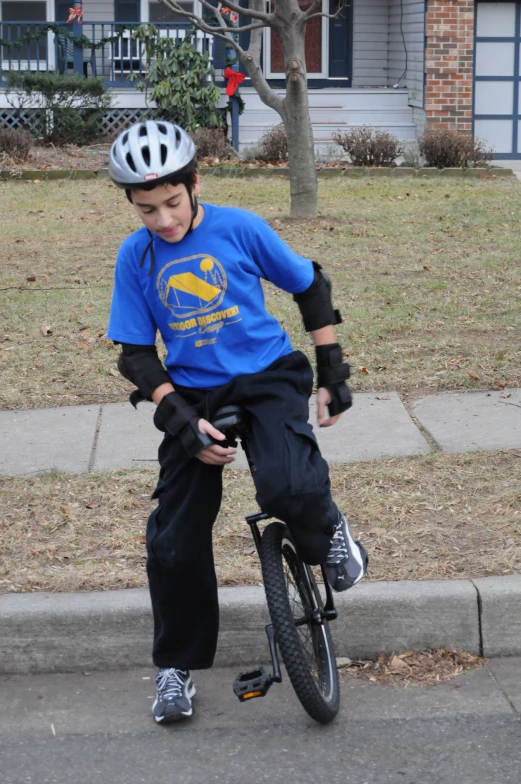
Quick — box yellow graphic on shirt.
[164,271,221,304]
[157,254,241,344]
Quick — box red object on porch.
[67,5,83,24]
[224,67,245,96]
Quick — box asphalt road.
[1,659,520,784]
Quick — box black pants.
[146,351,339,670]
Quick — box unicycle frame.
[211,406,337,702]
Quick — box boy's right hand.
[196,419,237,465]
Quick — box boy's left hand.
[317,387,342,428]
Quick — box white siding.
[388,0,424,107]
[352,0,389,87]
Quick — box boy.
[107,120,367,724]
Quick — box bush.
[0,127,32,161]
[258,123,288,163]
[333,126,402,166]
[130,25,223,132]
[418,130,493,169]
[4,71,112,145]
[192,127,234,159]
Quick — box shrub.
[258,123,288,163]
[333,126,402,166]
[192,127,234,159]
[0,127,32,161]
[4,72,112,145]
[418,130,493,169]
[130,25,223,132]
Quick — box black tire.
[260,521,340,724]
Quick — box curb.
[1,576,520,674]
[0,166,515,181]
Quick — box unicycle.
[211,405,340,725]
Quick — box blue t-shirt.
[107,203,313,389]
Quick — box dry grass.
[338,649,484,687]
[1,450,520,593]
[1,176,521,410]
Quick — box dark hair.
[124,160,198,203]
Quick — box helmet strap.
[186,191,199,236]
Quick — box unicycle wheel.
[260,522,340,724]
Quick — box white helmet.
[109,120,196,188]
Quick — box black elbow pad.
[293,262,342,332]
[117,344,172,405]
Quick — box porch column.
[71,1,84,76]
[424,0,475,133]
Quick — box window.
[2,1,48,61]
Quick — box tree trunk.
[276,8,318,217]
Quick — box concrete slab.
[472,575,521,657]
[486,657,521,713]
[92,402,162,471]
[0,405,100,476]
[332,579,481,659]
[310,391,430,462]
[91,392,430,473]
[411,389,521,452]
[0,580,481,674]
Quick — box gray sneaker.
[324,513,368,592]
[152,668,196,724]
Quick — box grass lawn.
[1,174,521,593]
[1,175,520,410]
[1,450,520,593]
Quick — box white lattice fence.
[0,108,147,137]
[0,110,43,136]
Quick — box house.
[0,1,517,158]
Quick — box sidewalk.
[1,388,520,674]
[1,388,520,475]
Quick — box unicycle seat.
[211,405,250,444]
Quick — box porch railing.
[0,21,227,86]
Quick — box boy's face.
[130,175,201,242]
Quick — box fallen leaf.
[85,502,99,509]
[336,657,352,668]
[140,535,146,544]
[26,275,36,282]
[423,265,430,271]
[375,395,390,400]
[109,368,119,377]
[40,325,52,336]
[466,371,480,380]
[359,366,370,375]
[243,546,256,555]
[444,194,451,198]
[390,656,409,671]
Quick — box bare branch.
[160,0,273,23]
[302,0,321,19]
[304,0,346,21]
[155,3,265,36]
[305,9,345,20]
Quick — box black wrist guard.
[315,343,352,416]
[293,262,342,333]
[153,392,213,457]
[118,344,172,407]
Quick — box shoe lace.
[327,520,349,565]
[157,668,187,701]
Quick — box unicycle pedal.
[233,667,274,701]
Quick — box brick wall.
[424,0,475,133]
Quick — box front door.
[474,1,521,158]
[266,0,351,84]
